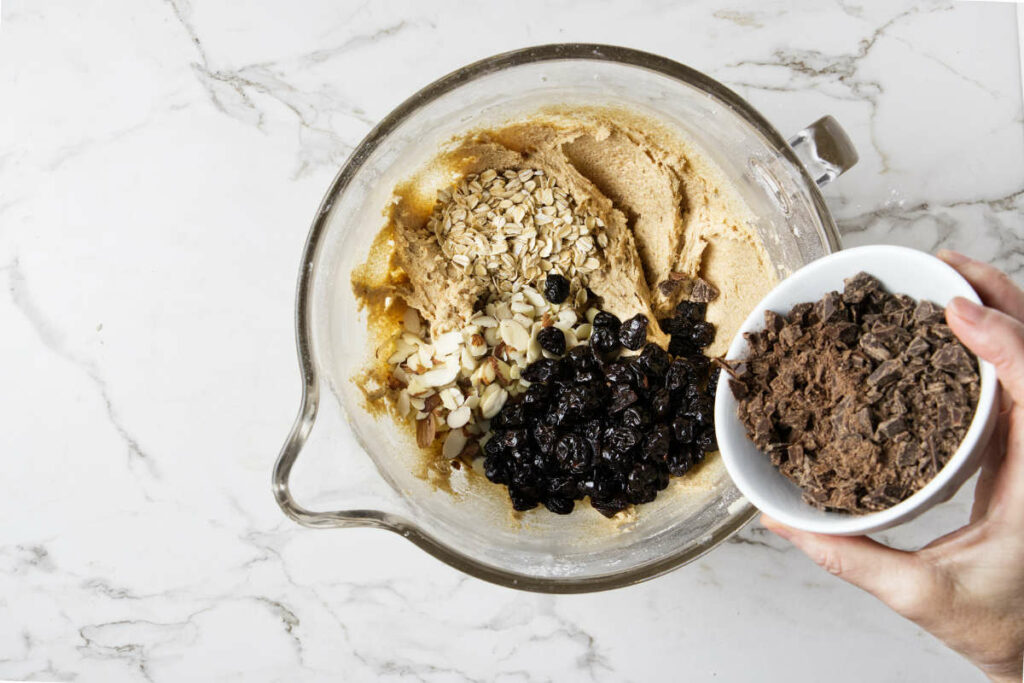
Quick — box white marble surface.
[1,1,1022,681]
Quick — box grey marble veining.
[0,0,1021,681]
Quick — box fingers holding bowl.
[946,298,1024,524]
[760,514,938,620]
[938,250,1024,323]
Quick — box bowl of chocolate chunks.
[714,245,999,535]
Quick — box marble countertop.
[2,1,1022,681]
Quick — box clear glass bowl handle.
[272,380,396,529]
[788,115,859,188]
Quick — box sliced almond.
[499,319,531,351]
[406,353,424,373]
[419,362,459,388]
[396,390,411,418]
[400,332,423,346]
[416,415,436,448]
[433,331,462,357]
[439,388,461,411]
[483,327,499,347]
[406,376,427,396]
[478,358,497,386]
[480,386,509,419]
[442,429,468,459]
[522,287,546,309]
[417,344,434,369]
[447,405,471,429]
[387,338,417,365]
[510,301,535,316]
[468,334,488,358]
[564,328,579,349]
[526,336,542,363]
[512,313,533,330]
[495,359,512,384]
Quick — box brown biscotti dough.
[355,107,776,360]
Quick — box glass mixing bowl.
[273,44,857,592]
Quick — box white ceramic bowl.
[714,245,999,535]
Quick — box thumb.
[761,515,935,619]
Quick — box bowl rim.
[273,43,844,592]
[715,244,999,536]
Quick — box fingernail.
[937,249,969,266]
[949,296,984,325]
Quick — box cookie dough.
[354,107,777,359]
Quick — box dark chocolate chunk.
[825,322,859,346]
[764,310,786,333]
[658,279,681,297]
[690,278,720,303]
[787,302,815,325]
[815,290,843,323]
[913,300,945,324]
[859,333,892,361]
[932,343,974,377]
[842,272,883,305]
[867,359,904,388]
[778,325,802,348]
[876,416,907,440]
[906,335,931,357]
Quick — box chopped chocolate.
[764,310,786,333]
[824,322,859,346]
[725,272,981,514]
[906,335,931,357]
[690,277,720,303]
[657,279,681,297]
[867,359,904,388]
[932,343,975,378]
[914,300,945,324]
[876,416,907,440]
[841,272,882,305]
[779,325,803,348]
[859,332,892,361]
[815,290,843,323]
[788,302,815,325]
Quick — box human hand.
[761,250,1024,683]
